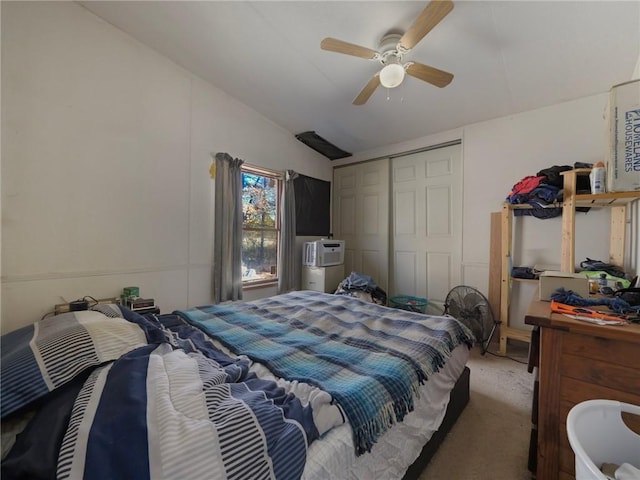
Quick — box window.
[241,165,282,286]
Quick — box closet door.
[333,159,389,292]
[391,144,462,305]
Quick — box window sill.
[242,280,278,291]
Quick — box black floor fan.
[443,285,499,355]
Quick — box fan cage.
[444,285,498,354]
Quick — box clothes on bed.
[176,290,474,456]
[334,271,388,305]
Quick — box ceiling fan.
[320,0,454,105]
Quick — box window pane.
[242,230,278,281]
[242,173,277,229]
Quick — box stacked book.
[125,297,159,315]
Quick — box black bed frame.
[402,366,471,480]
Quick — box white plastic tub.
[566,399,640,480]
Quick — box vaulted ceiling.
[79,1,640,157]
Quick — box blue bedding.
[1,292,473,479]
[176,290,474,456]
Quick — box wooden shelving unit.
[499,168,640,355]
[499,202,534,354]
[559,168,640,272]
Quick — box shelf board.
[511,277,538,283]
[574,191,640,207]
[504,190,640,211]
[502,326,532,343]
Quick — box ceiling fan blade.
[353,74,380,105]
[399,0,454,50]
[321,37,378,59]
[405,61,453,88]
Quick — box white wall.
[1,1,332,333]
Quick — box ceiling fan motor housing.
[378,33,404,65]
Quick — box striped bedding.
[1,306,318,480]
[1,308,150,418]
[55,343,314,480]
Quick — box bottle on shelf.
[598,273,609,293]
[589,162,606,194]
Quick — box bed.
[1,290,474,480]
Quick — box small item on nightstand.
[122,286,140,297]
[126,297,156,310]
[69,299,89,311]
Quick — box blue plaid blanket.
[176,290,474,455]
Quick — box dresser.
[525,298,640,480]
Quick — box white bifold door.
[332,159,390,293]
[391,144,462,306]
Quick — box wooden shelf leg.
[561,170,577,272]
[609,205,626,268]
[499,203,512,355]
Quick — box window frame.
[240,164,283,288]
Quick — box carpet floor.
[418,342,534,480]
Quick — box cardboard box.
[606,79,640,192]
[539,271,589,301]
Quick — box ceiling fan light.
[379,63,405,89]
